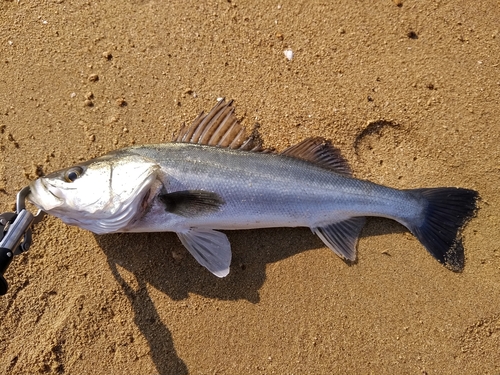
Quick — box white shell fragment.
[284,49,294,60]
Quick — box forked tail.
[405,187,479,271]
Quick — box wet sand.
[1,1,499,374]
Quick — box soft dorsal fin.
[281,137,352,176]
[174,99,265,151]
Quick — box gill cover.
[28,152,159,234]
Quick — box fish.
[27,99,479,277]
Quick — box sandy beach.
[1,1,499,373]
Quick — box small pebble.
[106,116,117,125]
[407,31,418,39]
[88,134,95,142]
[84,92,94,100]
[32,164,44,177]
[284,49,294,60]
[172,250,184,261]
[88,73,99,82]
[84,100,93,107]
[102,51,113,60]
[116,98,127,107]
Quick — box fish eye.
[64,167,83,183]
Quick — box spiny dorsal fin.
[174,99,265,151]
[281,137,352,176]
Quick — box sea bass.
[28,99,478,276]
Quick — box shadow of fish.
[28,99,479,276]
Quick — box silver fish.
[28,99,478,276]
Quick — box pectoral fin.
[313,217,366,261]
[177,228,231,277]
[160,190,224,217]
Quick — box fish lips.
[28,178,65,211]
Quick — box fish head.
[28,151,159,233]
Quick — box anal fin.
[177,228,231,277]
[313,217,366,261]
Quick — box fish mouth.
[28,178,64,211]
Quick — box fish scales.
[127,143,416,231]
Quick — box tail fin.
[405,187,479,272]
